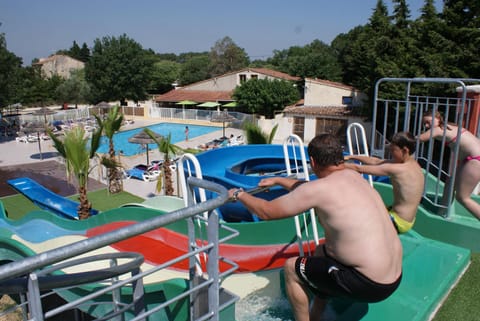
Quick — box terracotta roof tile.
[155,90,233,103]
[283,105,354,116]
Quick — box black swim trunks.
[295,246,402,302]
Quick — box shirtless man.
[345,131,424,233]
[229,134,402,321]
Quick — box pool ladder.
[283,134,320,256]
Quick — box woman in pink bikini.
[418,111,480,219]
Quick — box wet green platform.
[331,230,470,321]
[375,180,480,253]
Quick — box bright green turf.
[432,252,480,321]
[1,188,144,220]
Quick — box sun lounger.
[84,125,97,132]
[16,136,28,143]
[125,164,160,182]
[28,134,40,142]
[151,159,178,171]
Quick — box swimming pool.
[97,123,219,156]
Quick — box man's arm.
[258,176,303,191]
[344,162,395,177]
[228,181,314,220]
[344,154,384,165]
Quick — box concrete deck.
[0,118,244,199]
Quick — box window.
[239,74,247,83]
[250,74,258,80]
[342,96,353,105]
[293,117,305,140]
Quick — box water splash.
[236,295,293,321]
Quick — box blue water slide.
[7,177,98,220]
[188,144,313,222]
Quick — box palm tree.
[94,105,124,194]
[48,126,103,220]
[145,128,183,195]
[243,121,278,144]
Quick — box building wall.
[184,70,288,91]
[38,55,84,79]
[304,79,367,107]
[258,115,293,144]
[266,113,371,146]
[185,73,238,91]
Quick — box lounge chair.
[27,134,39,142]
[16,136,28,143]
[124,164,160,182]
[236,135,245,145]
[84,125,97,132]
[151,159,177,171]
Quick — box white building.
[262,78,368,144]
[155,68,300,105]
[154,69,370,144]
[34,55,85,79]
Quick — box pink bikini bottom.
[464,155,480,162]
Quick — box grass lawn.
[432,252,480,321]
[1,188,144,220]
[0,189,478,320]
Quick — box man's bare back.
[288,169,402,283]
[228,134,403,321]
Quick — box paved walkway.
[0,118,244,200]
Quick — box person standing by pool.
[184,126,189,141]
[344,131,424,233]
[418,111,480,219]
[229,133,402,321]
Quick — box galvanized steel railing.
[371,77,480,217]
[0,177,239,321]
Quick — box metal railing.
[346,123,374,186]
[149,107,254,129]
[19,108,92,125]
[0,177,239,321]
[371,77,480,217]
[283,134,320,253]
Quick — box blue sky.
[1,0,442,66]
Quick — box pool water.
[97,123,219,156]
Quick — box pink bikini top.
[445,128,467,147]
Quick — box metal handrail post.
[207,207,220,321]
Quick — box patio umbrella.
[21,122,50,160]
[211,109,237,138]
[175,100,197,119]
[32,107,57,124]
[128,129,163,165]
[198,101,221,112]
[222,101,238,108]
[95,101,112,116]
[96,101,111,109]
